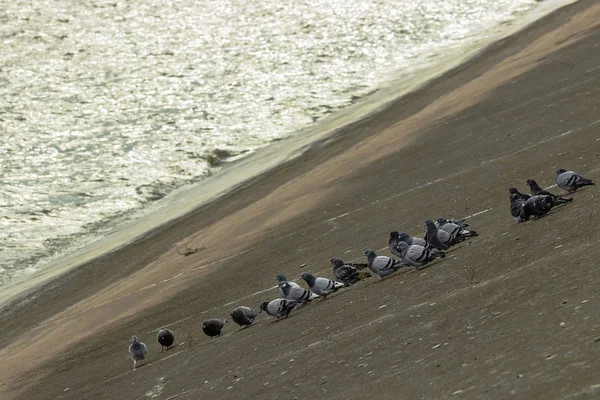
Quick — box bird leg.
[132,360,137,370]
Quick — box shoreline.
[0,0,575,312]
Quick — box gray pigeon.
[396,231,429,249]
[436,218,477,240]
[300,272,345,299]
[364,249,403,280]
[230,306,260,328]
[259,298,297,320]
[330,257,371,285]
[202,318,228,339]
[509,191,527,222]
[157,328,175,352]
[424,219,455,250]
[434,218,469,229]
[556,169,594,193]
[129,335,148,370]
[509,187,531,200]
[277,273,300,298]
[279,281,320,303]
[394,241,445,269]
[521,195,554,220]
[527,179,572,205]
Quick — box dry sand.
[1,1,600,399]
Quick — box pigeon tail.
[462,229,478,237]
[575,179,594,188]
[554,197,573,205]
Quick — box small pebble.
[432,344,441,349]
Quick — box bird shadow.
[133,363,148,371]
[234,324,258,333]
[412,258,446,272]
[271,315,295,323]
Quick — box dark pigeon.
[230,306,260,328]
[202,318,228,339]
[330,257,371,286]
[527,179,572,205]
[521,195,554,220]
[509,192,527,222]
[509,187,530,200]
[389,231,407,258]
[157,328,175,352]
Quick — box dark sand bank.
[2,1,600,399]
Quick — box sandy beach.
[1,0,600,398]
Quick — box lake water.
[0,0,566,288]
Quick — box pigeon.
[230,306,260,328]
[521,195,554,220]
[279,281,320,303]
[300,272,345,299]
[157,328,175,352]
[129,335,148,370]
[364,249,403,280]
[330,257,371,285]
[556,169,594,193]
[389,231,408,258]
[434,218,469,229]
[397,232,429,248]
[436,218,478,240]
[259,298,297,320]
[509,187,531,200]
[526,179,572,205]
[202,318,228,339]
[394,241,445,269]
[277,273,300,298]
[509,192,527,222]
[424,219,455,250]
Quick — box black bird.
[527,179,572,205]
[157,328,175,352]
[202,318,227,339]
[521,195,554,220]
[229,306,260,329]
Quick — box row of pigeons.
[509,169,594,222]
[128,217,479,369]
[129,168,594,370]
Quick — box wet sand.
[1,1,600,398]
